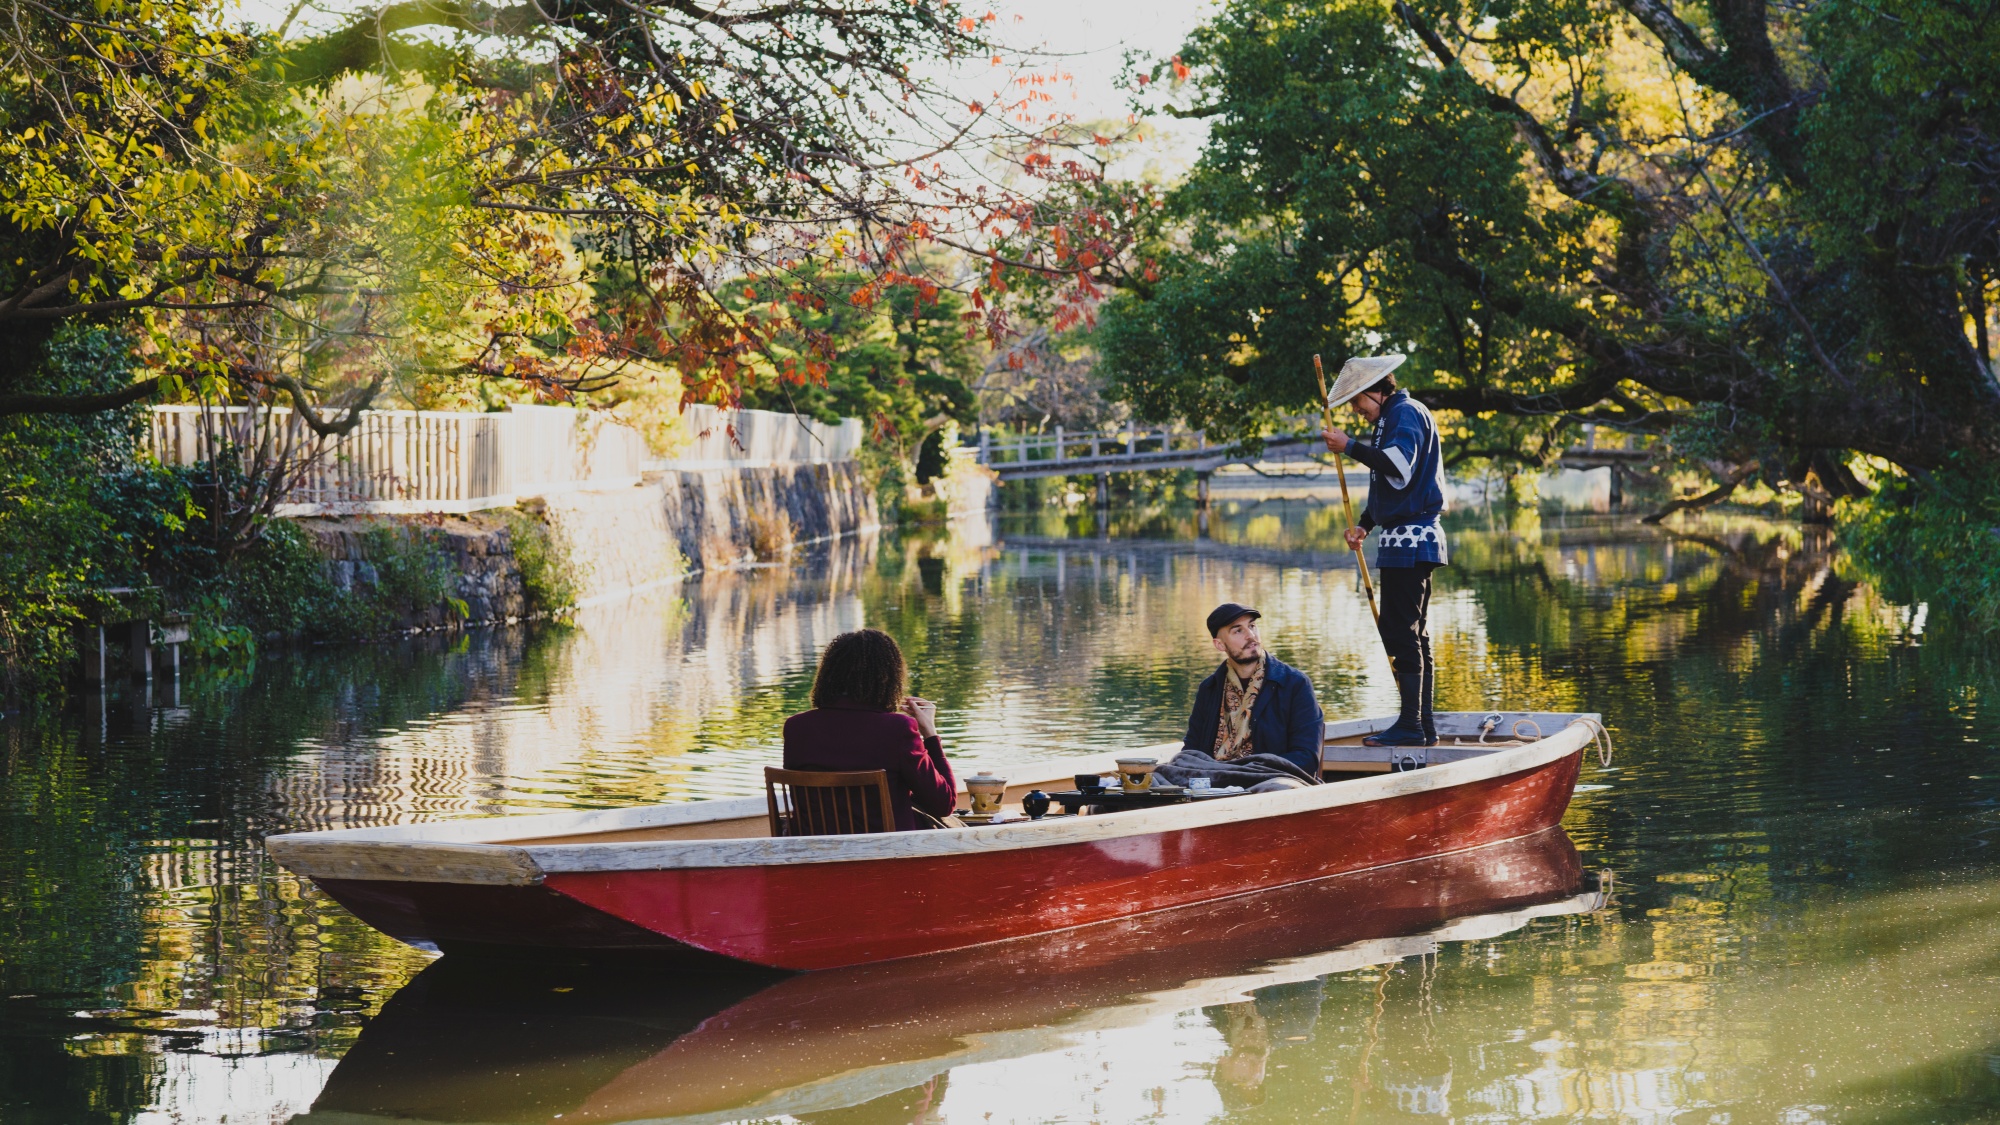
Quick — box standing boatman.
[1320,355,1447,748]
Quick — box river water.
[2,502,1997,1125]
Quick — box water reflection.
[1,505,1997,1123]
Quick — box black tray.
[1046,788,1193,814]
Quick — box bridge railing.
[969,417,1327,475]
[971,424,1221,467]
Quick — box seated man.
[1168,603,1324,786]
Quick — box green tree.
[1095,0,2000,490]
[0,328,185,698]
[0,0,1047,423]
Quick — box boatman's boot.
[1365,673,1428,747]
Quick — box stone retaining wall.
[298,514,528,629]
[297,461,878,630]
[650,461,878,574]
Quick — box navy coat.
[1180,655,1325,777]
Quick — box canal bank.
[299,459,880,631]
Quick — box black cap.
[1206,603,1261,636]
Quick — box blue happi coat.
[1347,390,1448,568]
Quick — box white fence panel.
[146,405,644,515]
[146,401,856,514]
[656,404,861,468]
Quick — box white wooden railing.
[975,423,1216,467]
[656,404,862,469]
[970,417,1322,480]
[147,402,859,516]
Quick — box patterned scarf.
[1213,655,1267,761]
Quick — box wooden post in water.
[126,619,151,683]
[78,624,107,683]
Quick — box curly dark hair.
[809,628,908,711]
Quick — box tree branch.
[1617,0,1806,179]
[1615,0,1718,71]
[1418,374,1622,418]
[271,373,384,437]
[1640,460,1757,523]
[0,376,163,418]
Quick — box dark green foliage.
[1840,459,2000,630]
[0,326,476,700]
[353,525,462,634]
[108,476,459,649]
[1102,0,2000,483]
[913,429,949,486]
[0,327,161,702]
[222,521,347,640]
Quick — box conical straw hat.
[1325,354,1408,410]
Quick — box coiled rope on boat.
[1456,713,1615,768]
[1569,715,1615,768]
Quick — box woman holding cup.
[783,628,958,831]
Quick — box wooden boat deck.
[490,711,1587,847]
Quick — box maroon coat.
[782,704,958,831]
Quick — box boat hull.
[308,746,1582,970]
[300,829,1593,1125]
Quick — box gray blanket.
[1154,748,1320,788]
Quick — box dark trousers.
[1376,562,1439,676]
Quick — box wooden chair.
[764,767,898,837]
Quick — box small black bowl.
[1075,773,1104,792]
[1022,790,1051,820]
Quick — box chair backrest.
[764,767,898,837]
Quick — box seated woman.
[783,628,957,831]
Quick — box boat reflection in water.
[295,829,1604,1125]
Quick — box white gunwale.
[265,712,1599,887]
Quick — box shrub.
[502,509,578,615]
[0,326,153,703]
[229,520,350,638]
[898,494,949,525]
[355,525,462,632]
[747,508,794,559]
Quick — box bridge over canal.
[969,424,1325,481]
[968,422,1650,505]
[968,424,1342,504]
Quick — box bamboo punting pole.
[1315,354,1381,625]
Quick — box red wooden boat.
[298,829,1604,1125]
[266,710,1605,970]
